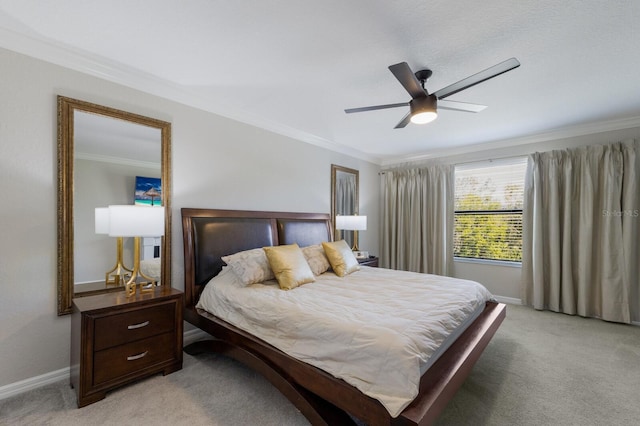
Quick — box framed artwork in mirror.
[135,176,162,206]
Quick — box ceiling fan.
[345,58,520,128]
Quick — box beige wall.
[0,47,380,387]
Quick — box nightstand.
[358,256,379,267]
[70,287,183,407]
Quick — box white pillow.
[301,244,331,275]
[206,266,239,286]
[221,248,275,285]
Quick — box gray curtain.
[335,172,356,246]
[380,165,454,275]
[521,140,639,323]
[335,172,356,216]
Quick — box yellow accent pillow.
[263,244,315,290]
[322,240,360,277]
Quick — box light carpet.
[1,304,638,425]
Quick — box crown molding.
[76,152,160,169]
[4,27,638,168]
[0,27,381,165]
[381,115,640,166]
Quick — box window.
[454,158,527,262]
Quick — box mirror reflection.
[57,96,172,315]
[330,164,359,246]
[74,111,162,293]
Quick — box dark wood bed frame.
[181,208,506,426]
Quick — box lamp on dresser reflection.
[108,205,164,297]
[335,214,367,251]
[95,207,133,287]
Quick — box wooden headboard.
[181,208,332,307]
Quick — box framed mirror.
[330,164,359,246]
[57,96,172,315]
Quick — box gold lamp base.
[350,230,360,251]
[105,236,133,287]
[124,236,159,297]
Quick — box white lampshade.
[108,205,165,237]
[335,215,367,231]
[95,207,110,234]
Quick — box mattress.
[196,265,493,417]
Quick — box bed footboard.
[184,302,505,426]
[398,301,506,425]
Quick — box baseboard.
[0,366,70,401]
[0,328,213,401]
[494,298,640,326]
[493,296,522,305]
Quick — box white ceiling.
[2,0,640,165]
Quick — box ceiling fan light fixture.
[409,96,438,124]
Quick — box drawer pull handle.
[127,321,150,330]
[127,351,148,361]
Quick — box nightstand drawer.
[94,303,175,351]
[93,332,175,385]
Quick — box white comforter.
[196,266,493,417]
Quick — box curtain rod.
[379,153,528,174]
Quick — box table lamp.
[335,214,367,251]
[108,205,164,296]
[95,207,133,287]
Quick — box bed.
[181,208,506,425]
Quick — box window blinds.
[454,157,527,262]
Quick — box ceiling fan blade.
[389,62,427,99]
[344,102,408,114]
[434,58,520,100]
[394,112,412,129]
[438,99,487,113]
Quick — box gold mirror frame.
[330,164,359,242]
[57,96,172,315]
